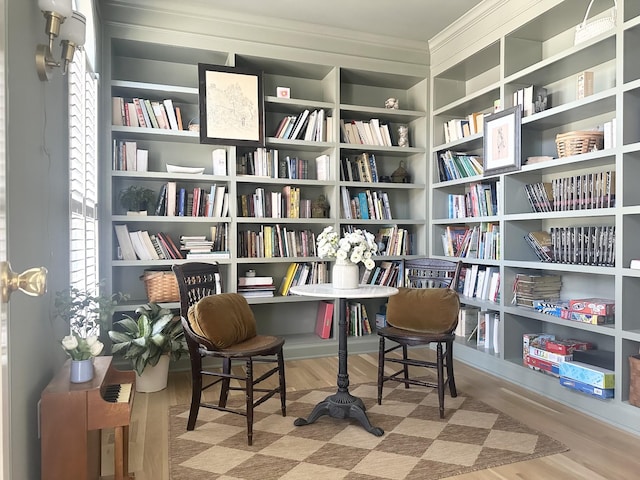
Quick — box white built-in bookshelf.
[101,28,428,360]
[429,0,640,436]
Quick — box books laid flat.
[238,276,274,287]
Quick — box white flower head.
[89,339,104,357]
[61,335,78,351]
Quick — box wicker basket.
[555,131,604,157]
[141,269,180,303]
[630,355,640,408]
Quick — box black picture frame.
[198,64,264,146]
[483,105,522,176]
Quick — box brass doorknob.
[0,261,48,303]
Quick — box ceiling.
[193,0,484,44]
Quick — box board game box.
[559,361,615,389]
[525,355,560,377]
[545,339,592,355]
[559,376,614,399]
[568,298,615,316]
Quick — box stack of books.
[512,273,562,308]
[237,275,276,298]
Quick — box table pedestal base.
[294,389,384,436]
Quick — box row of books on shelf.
[272,109,333,142]
[279,262,329,296]
[238,226,317,259]
[437,150,484,182]
[456,307,501,355]
[375,226,412,257]
[114,224,229,261]
[341,186,392,220]
[524,170,616,213]
[112,140,148,172]
[361,260,402,287]
[154,183,229,218]
[238,186,312,219]
[525,226,615,266]
[111,96,183,130]
[459,265,500,302]
[237,148,331,181]
[340,118,395,146]
[345,301,373,337]
[340,153,380,183]
[442,111,487,144]
[447,182,498,219]
[523,334,614,399]
[442,223,500,260]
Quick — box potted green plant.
[108,302,188,392]
[119,185,156,215]
[53,284,126,383]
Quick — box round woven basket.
[555,130,603,157]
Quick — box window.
[68,48,99,334]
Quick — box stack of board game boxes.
[523,333,614,399]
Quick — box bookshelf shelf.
[102,29,427,361]
[430,0,640,436]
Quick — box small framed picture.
[198,64,264,147]
[276,87,290,98]
[483,106,522,176]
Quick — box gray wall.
[6,2,70,479]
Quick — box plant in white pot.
[108,302,188,392]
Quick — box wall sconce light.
[36,0,86,81]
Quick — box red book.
[315,301,334,339]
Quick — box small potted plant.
[119,185,156,215]
[108,302,188,392]
[54,284,126,382]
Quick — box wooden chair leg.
[446,340,457,397]
[278,348,287,416]
[436,342,445,419]
[377,336,385,404]
[246,359,254,446]
[219,358,231,408]
[402,344,409,389]
[187,355,203,430]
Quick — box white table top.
[289,283,398,299]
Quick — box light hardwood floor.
[104,350,640,480]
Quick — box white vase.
[135,355,170,393]
[70,358,94,383]
[332,259,360,289]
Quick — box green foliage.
[108,302,188,376]
[118,185,156,213]
[54,283,127,337]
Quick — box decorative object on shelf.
[397,124,409,147]
[198,63,264,147]
[188,118,200,132]
[391,160,410,183]
[311,194,330,218]
[379,175,392,183]
[483,105,522,176]
[384,97,399,109]
[118,185,156,215]
[141,269,180,303]
[555,130,603,157]
[276,86,290,98]
[630,354,640,408]
[574,0,617,46]
[317,226,377,289]
[165,164,205,174]
[332,258,360,289]
[108,302,188,392]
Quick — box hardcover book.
[315,301,334,339]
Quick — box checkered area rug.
[169,381,567,479]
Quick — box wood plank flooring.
[102,350,640,479]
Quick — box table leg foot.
[294,391,383,436]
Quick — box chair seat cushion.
[188,293,257,349]
[386,287,460,334]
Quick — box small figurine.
[397,125,409,147]
[391,160,410,183]
[385,97,399,109]
[312,194,330,218]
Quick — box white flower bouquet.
[317,226,378,270]
[60,334,104,360]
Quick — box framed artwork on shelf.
[198,64,264,147]
[483,105,522,176]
